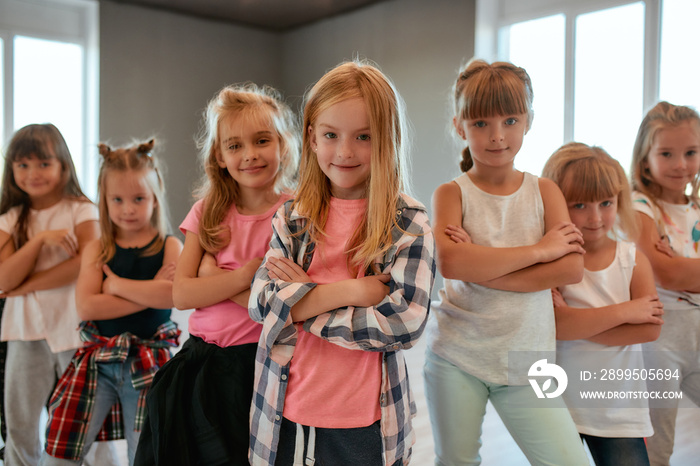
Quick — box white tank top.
[426,172,554,385]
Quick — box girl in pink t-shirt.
[249,60,435,466]
[134,83,300,465]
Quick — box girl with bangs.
[424,60,589,465]
[543,143,663,466]
[249,60,435,466]
[135,83,300,466]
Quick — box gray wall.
[99,1,282,229]
[99,0,475,247]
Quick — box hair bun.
[98,143,112,158]
[137,139,155,156]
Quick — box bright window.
[0,0,99,199]
[479,0,692,176]
[14,36,85,177]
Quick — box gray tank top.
[426,172,555,385]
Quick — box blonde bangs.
[558,159,622,204]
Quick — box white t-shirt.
[632,192,700,310]
[0,198,98,352]
[557,241,653,437]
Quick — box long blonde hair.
[453,59,534,172]
[631,101,700,207]
[96,139,169,264]
[294,60,411,274]
[195,83,300,253]
[542,142,639,240]
[1,123,88,248]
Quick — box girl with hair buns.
[424,59,589,465]
[135,83,300,466]
[39,139,182,466]
[0,123,118,466]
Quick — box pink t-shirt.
[283,197,382,428]
[179,194,290,347]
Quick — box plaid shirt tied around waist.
[45,320,180,460]
[248,194,436,466]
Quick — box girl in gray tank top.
[424,59,589,465]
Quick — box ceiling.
[107,0,389,31]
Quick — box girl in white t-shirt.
[0,123,117,465]
[543,142,664,466]
[134,83,299,465]
[629,101,700,465]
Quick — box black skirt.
[134,335,257,466]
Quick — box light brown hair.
[631,101,700,207]
[452,59,534,172]
[543,142,639,240]
[96,139,169,263]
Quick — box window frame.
[475,0,661,144]
[0,0,99,199]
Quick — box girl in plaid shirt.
[39,139,182,465]
[249,60,436,466]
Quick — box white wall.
[99,1,282,229]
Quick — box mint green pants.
[423,349,589,466]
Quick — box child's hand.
[537,221,585,262]
[155,262,177,281]
[624,295,664,325]
[445,224,471,244]
[241,257,264,282]
[265,257,309,283]
[655,236,676,258]
[197,253,220,278]
[40,229,78,256]
[551,288,566,309]
[101,264,121,296]
[353,274,391,307]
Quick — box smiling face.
[645,120,700,203]
[309,97,372,200]
[216,112,282,194]
[567,196,618,247]
[12,153,65,209]
[455,113,528,170]
[105,169,157,238]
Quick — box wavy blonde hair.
[96,139,169,264]
[195,83,300,253]
[542,142,639,240]
[453,59,534,172]
[294,60,411,274]
[631,101,700,209]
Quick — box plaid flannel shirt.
[44,320,180,460]
[248,194,436,466]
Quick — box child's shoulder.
[398,192,427,213]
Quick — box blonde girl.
[629,101,700,465]
[543,142,663,466]
[424,59,590,465]
[249,60,435,466]
[0,124,117,466]
[39,139,182,466]
[134,83,299,466]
